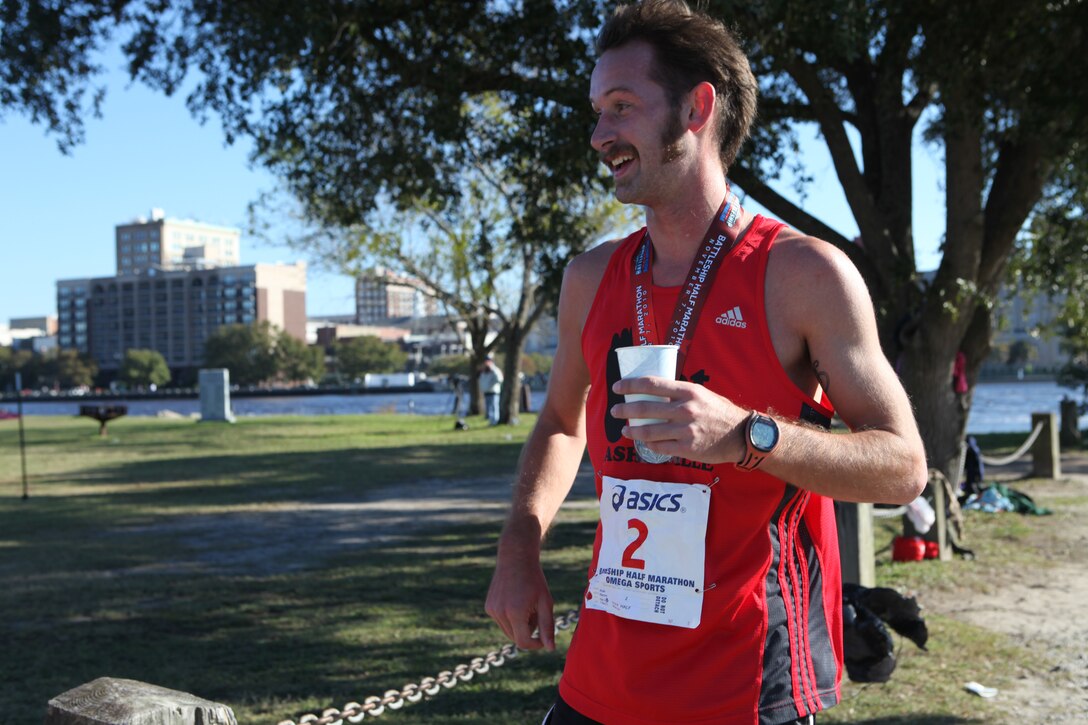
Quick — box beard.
[659,107,687,165]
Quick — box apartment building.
[355,267,438,323]
[57,211,306,375]
[114,209,241,276]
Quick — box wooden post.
[1031,412,1061,479]
[835,501,875,586]
[903,470,951,561]
[45,677,236,725]
[1059,397,1081,448]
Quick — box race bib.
[585,476,711,628]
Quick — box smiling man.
[485,2,927,723]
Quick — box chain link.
[276,609,580,725]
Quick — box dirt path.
[922,453,1088,724]
[115,465,599,576]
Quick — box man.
[479,355,504,425]
[486,2,928,723]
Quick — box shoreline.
[0,383,438,404]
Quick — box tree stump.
[45,677,236,725]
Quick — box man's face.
[590,40,690,206]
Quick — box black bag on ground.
[842,584,928,683]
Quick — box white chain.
[276,609,580,725]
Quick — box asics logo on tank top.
[715,305,748,328]
[610,483,685,514]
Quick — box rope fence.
[276,609,581,725]
[978,421,1045,467]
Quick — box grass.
[2,413,578,723]
[1,418,1082,723]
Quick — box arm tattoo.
[813,360,830,392]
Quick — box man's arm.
[485,247,607,649]
[612,236,927,504]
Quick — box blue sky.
[0,55,946,327]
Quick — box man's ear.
[686,81,716,134]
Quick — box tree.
[427,354,472,379]
[36,349,97,389]
[253,91,629,423]
[0,347,33,392]
[335,335,407,380]
[6,1,1085,464]
[119,348,171,388]
[700,0,1088,490]
[1013,149,1088,399]
[203,321,316,385]
[276,332,323,384]
[203,322,279,386]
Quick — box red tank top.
[560,217,843,724]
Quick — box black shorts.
[543,694,816,725]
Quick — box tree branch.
[786,58,884,236]
[729,164,852,248]
[980,138,1049,287]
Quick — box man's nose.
[591,116,613,153]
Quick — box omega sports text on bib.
[586,476,711,628]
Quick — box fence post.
[903,469,951,561]
[45,677,236,725]
[1059,398,1081,448]
[1031,412,1061,479]
[835,501,875,587]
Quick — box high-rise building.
[56,211,306,375]
[355,267,438,323]
[115,209,241,276]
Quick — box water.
[3,389,539,420]
[966,381,1085,434]
[4,381,1084,434]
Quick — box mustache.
[600,143,638,166]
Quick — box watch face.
[750,417,779,452]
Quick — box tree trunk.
[463,314,492,418]
[499,325,527,425]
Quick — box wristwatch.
[737,411,779,471]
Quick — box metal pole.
[15,372,28,500]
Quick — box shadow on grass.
[0,503,598,724]
[839,714,987,718]
[33,441,524,489]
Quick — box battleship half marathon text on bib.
[586,476,711,628]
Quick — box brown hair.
[596,0,758,170]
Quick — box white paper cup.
[615,345,678,463]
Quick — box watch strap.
[736,411,776,471]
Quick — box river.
[3,381,1084,435]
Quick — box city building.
[10,316,58,336]
[115,209,241,276]
[355,267,438,323]
[56,210,306,376]
[985,286,1069,376]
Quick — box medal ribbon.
[632,191,744,373]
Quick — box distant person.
[479,356,503,425]
[485,2,927,723]
[519,371,532,413]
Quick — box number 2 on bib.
[622,518,648,570]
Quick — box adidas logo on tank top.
[715,305,748,329]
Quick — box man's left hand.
[611,376,749,464]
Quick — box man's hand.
[485,542,556,651]
[611,376,749,464]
